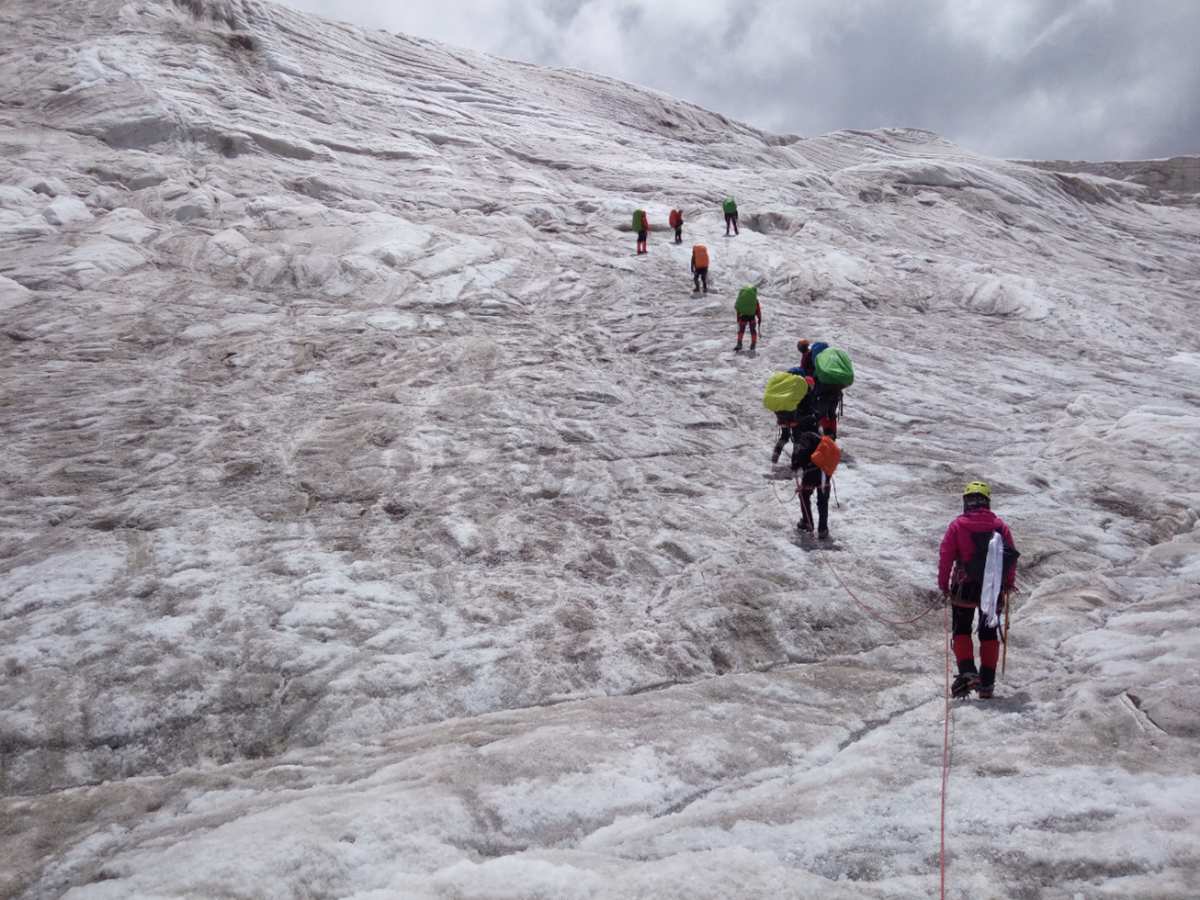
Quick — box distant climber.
[669,208,683,244]
[691,244,709,293]
[723,197,739,236]
[734,284,761,351]
[939,481,1020,700]
[633,209,649,255]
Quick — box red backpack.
[809,436,841,479]
[669,209,682,228]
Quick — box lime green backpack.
[763,372,809,412]
[723,198,737,214]
[632,209,646,230]
[735,285,758,317]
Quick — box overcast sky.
[278,0,1198,161]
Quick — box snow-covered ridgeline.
[1,0,1199,897]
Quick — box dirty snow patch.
[963,275,1053,320]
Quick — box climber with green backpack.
[633,209,649,255]
[734,285,761,352]
[808,342,854,439]
[762,371,838,537]
[722,197,739,236]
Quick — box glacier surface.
[1,1,1199,897]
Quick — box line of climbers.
[635,199,1023,701]
[632,201,755,351]
[631,197,737,256]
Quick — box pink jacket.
[937,509,1017,593]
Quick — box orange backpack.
[669,209,682,227]
[692,244,709,268]
[810,435,841,479]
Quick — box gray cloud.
[277,0,1200,161]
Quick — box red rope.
[773,474,938,628]
[939,597,951,898]
[822,555,949,897]
[822,555,940,627]
[775,474,950,891]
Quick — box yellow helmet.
[963,480,991,499]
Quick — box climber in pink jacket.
[938,505,1017,595]
[938,481,1019,700]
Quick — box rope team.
[765,341,1021,699]
[633,200,1023,700]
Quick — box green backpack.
[722,198,737,214]
[735,285,758,317]
[813,348,854,387]
[763,372,809,413]
[632,209,646,230]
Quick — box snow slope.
[2,1,1199,897]
[1021,156,1200,197]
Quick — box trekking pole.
[831,477,840,508]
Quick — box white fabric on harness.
[980,531,1005,633]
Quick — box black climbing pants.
[797,466,830,532]
[693,267,708,291]
[953,601,1001,641]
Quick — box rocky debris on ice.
[0,272,33,310]
[41,194,93,225]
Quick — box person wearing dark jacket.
[797,340,840,439]
[772,376,816,465]
[939,481,1020,699]
[811,384,842,440]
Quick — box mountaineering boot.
[818,527,830,540]
[750,341,757,351]
[796,520,813,533]
[734,342,742,352]
[951,673,980,699]
[977,666,996,699]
